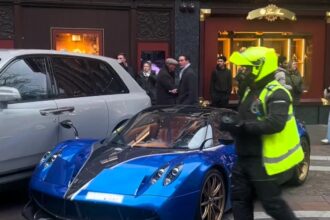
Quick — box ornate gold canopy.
[247,4,296,22]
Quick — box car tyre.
[288,136,310,186]
[196,169,226,220]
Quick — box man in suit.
[177,55,198,105]
[156,58,178,105]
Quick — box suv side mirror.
[0,87,21,108]
[0,86,21,102]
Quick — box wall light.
[180,0,195,13]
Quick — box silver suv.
[0,50,151,184]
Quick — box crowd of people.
[116,52,199,106]
[116,51,305,111]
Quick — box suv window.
[88,59,129,95]
[51,56,128,98]
[52,56,91,98]
[0,57,49,102]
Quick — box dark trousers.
[211,92,230,108]
[231,158,298,220]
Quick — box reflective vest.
[243,80,304,175]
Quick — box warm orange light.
[54,32,100,55]
[71,34,81,42]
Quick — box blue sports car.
[23,106,310,220]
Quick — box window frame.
[48,55,129,99]
[0,55,54,103]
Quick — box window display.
[218,31,311,92]
[51,28,103,55]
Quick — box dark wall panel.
[19,7,130,58]
[0,5,14,40]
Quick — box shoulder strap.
[259,80,293,115]
[241,87,251,102]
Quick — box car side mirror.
[0,86,21,108]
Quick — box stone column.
[174,0,200,90]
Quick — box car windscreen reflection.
[109,112,213,150]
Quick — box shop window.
[218,31,311,93]
[51,28,104,55]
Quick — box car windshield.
[109,111,213,150]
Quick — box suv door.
[50,56,108,141]
[86,58,131,136]
[0,56,58,182]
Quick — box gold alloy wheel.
[298,161,309,181]
[200,171,225,220]
[298,137,310,181]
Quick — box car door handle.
[40,106,75,116]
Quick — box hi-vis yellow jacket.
[243,80,304,175]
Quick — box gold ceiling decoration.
[247,4,296,22]
[326,11,330,24]
[200,8,211,22]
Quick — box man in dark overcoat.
[156,58,178,105]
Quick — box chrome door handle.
[40,106,75,116]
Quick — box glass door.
[137,42,169,74]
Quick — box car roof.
[0,49,146,94]
[141,105,232,117]
[0,49,117,67]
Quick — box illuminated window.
[218,31,311,93]
[51,28,104,55]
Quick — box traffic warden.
[220,47,304,220]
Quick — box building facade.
[1,0,330,123]
[199,0,330,124]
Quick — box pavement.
[306,124,328,146]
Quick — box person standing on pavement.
[321,86,330,144]
[177,55,198,105]
[136,61,157,105]
[275,56,292,90]
[235,47,248,102]
[220,46,303,220]
[117,52,135,78]
[156,58,178,105]
[209,55,232,108]
[286,61,303,106]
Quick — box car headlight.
[163,164,183,186]
[150,165,169,185]
[40,151,51,164]
[40,150,61,167]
